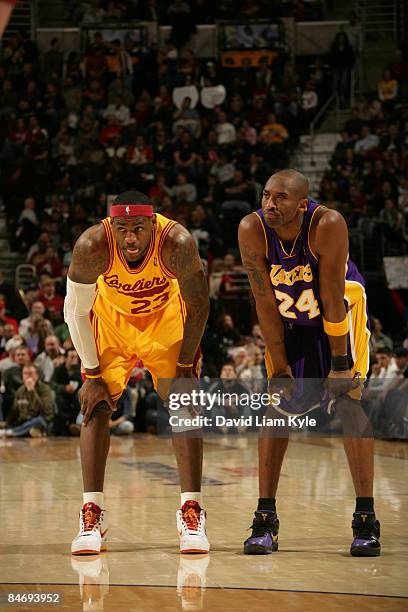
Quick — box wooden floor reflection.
[0,435,406,611]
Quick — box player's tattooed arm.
[314,209,349,356]
[162,225,210,366]
[238,214,289,374]
[68,224,110,284]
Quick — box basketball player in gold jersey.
[64,191,210,555]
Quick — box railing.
[356,0,397,37]
[309,92,337,165]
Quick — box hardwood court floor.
[0,435,406,611]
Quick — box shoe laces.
[353,513,376,538]
[181,501,201,531]
[81,503,101,532]
[249,512,275,537]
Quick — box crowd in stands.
[71,0,326,26]
[0,19,406,439]
[320,92,408,257]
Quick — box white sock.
[83,492,104,508]
[181,491,202,506]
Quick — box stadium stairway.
[291,132,340,199]
[3,0,34,40]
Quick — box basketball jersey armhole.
[158,220,178,279]
[254,212,269,259]
[307,205,323,261]
[101,219,114,275]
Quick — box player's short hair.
[113,191,153,206]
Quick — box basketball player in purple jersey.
[238,169,380,556]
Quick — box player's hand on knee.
[79,378,116,426]
[169,368,200,417]
[268,367,295,401]
[326,370,359,400]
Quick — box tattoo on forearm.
[240,244,268,297]
[166,234,209,361]
[178,270,209,361]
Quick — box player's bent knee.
[335,397,373,436]
[93,401,114,419]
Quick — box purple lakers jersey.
[256,200,365,328]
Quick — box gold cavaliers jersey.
[96,214,180,317]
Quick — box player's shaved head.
[268,169,309,198]
[261,169,309,229]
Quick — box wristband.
[331,355,349,372]
[323,316,348,336]
[85,374,102,379]
[177,362,194,368]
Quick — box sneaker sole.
[180,548,210,554]
[71,549,101,556]
[350,547,381,557]
[244,543,278,555]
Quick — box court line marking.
[0,583,406,599]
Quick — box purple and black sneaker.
[350,512,381,557]
[244,511,279,555]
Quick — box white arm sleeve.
[64,277,99,370]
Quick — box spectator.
[25,316,54,357]
[51,348,82,435]
[171,172,197,203]
[37,278,64,324]
[369,317,393,355]
[43,38,64,83]
[35,246,63,279]
[259,113,289,151]
[173,129,199,177]
[206,362,252,434]
[3,346,32,412]
[354,125,379,155]
[378,68,398,109]
[27,231,50,264]
[215,111,236,146]
[272,63,299,118]
[0,272,19,315]
[245,324,265,350]
[379,199,406,243]
[0,365,54,437]
[217,314,242,350]
[172,96,200,137]
[380,347,408,437]
[0,323,17,355]
[210,152,236,184]
[374,347,400,390]
[0,337,25,375]
[104,94,130,126]
[34,335,65,382]
[0,298,18,334]
[329,32,355,110]
[15,197,39,250]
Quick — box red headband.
[110,204,153,218]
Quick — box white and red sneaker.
[71,502,108,556]
[177,501,210,554]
